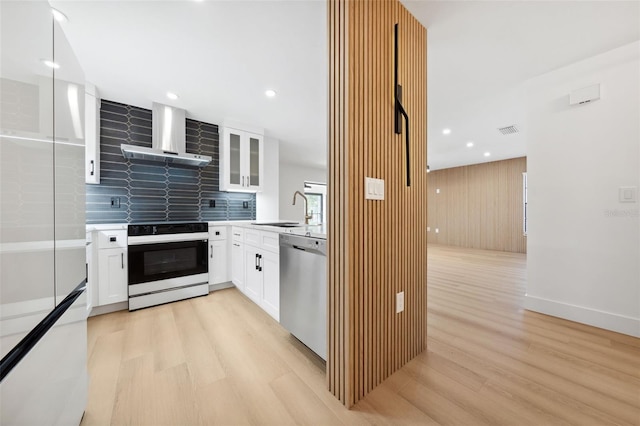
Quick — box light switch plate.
[619,186,637,203]
[365,177,385,200]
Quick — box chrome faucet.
[292,191,313,225]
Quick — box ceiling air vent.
[498,125,519,135]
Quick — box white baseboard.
[524,295,640,338]
[89,282,236,317]
[89,301,128,317]
[209,281,234,292]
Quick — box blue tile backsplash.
[86,100,256,224]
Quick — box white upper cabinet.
[219,127,264,192]
[85,83,100,184]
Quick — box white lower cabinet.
[97,248,127,305]
[231,241,245,291]
[260,250,279,321]
[209,240,228,284]
[95,229,128,307]
[244,247,262,303]
[209,226,229,285]
[241,230,280,321]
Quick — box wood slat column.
[328,0,428,407]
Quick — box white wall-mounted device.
[569,84,600,105]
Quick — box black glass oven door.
[128,240,208,285]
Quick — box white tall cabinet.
[219,127,264,192]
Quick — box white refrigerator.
[0,1,88,424]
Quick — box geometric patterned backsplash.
[85,100,256,224]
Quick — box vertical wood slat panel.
[427,157,527,253]
[328,0,428,407]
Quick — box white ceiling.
[50,0,328,168]
[403,0,640,170]
[51,1,639,171]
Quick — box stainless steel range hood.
[121,103,211,167]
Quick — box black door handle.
[258,254,262,272]
[255,253,259,270]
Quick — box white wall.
[279,161,327,222]
[525,41,640,337]
[256,137,280,221]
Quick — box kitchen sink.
[251,222,302,228]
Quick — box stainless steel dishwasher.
[279,233,327,360]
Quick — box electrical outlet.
[396,291,404,314]
[209,199,216,208]
[110,197,120,208]
[243,201,249,209]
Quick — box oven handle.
[128,232,209,245]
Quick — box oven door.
[128,239,208,285]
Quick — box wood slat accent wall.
[427,157,527,253]
[328,0,428,407]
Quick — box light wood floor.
[81,244,640,426]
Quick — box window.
[304,181,327,225]
[305,193,324,225]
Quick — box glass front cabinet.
[219,127,264,192]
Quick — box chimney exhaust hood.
[120,103,211,167]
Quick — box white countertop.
[222,221,327,239]
[85,223,128,232]
[86,221,327,239]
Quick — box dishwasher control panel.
[279,234,326,255]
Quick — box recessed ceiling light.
[166,92,179,100]
[442,128,451,135]
[466,141,474,148]
[51,8,68,22]
[265,89,276,98]
[42,59,60,69]
[484,152,491,157]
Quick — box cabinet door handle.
[233,243,240,247]
[210,245,213,258]
[121,253,124,269]
[242,176,245,187]
[90,160,95,176]
[258,254,262,272]
[255,253,259,270]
